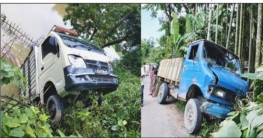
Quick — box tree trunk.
[238,4,243,57]
[207,6,213,40]
[215,4,219,43]
[234,4,239,55]
[226,4,235,49]
[226,4,228,37]
[255,4,262,70]
[248,5,253,73]
[221,17,223,45]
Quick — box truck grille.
[88,75,116,82]
[225,92,236,102]
[85,59,109,70]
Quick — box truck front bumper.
[64,66,118,95]
[200,101,233,118]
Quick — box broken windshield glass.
[56,32,103,53]
[203,41,241,75]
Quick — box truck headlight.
[108,64,113,71]
[68,55,86,68]
[214,89,225,98]
[108,62,113,71]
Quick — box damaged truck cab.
[20,25,118,123]
[157,39,248,134]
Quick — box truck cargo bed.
[19,48,37,102]
[157,58,184,85]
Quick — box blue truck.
[156,39,248,134]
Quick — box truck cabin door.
[38,35,64,96]
[178,42,201,98]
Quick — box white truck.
[19,25,118,123]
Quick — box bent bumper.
[200,102,233,118]
[64,66,118,94]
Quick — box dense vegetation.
[1,60,140,137]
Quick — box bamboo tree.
[207,5,212,40]
[226,4,228,37]
[238,4,243,57]
[234,4,239,54]
[248,5,253,73]
[226,4,235,49]
[215,4,219,43]
[255,4,262,69]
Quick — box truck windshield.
[57,33,103,54]
[203,42,241,74]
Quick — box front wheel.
[184,98,202,134]
[46,95,63,124]
[157,82,168,104]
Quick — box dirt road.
[141,75,189,137]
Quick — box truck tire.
[184,98,202,134]
[157,82,168,104]
[46,95,63,124]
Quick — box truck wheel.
[157,82,168,104]
[184,98,202,134]
[46,95,63,124]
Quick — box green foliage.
[175,100,186,112]
[104,61,141,137]
[1,59,27,91]
[213,102,263,137]
[63,4,140,49]
[1,96,53,137]
[56,61,140,137]
[119,46,141,76]
[196,119,220,137]
[242,64,263,101]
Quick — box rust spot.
[51,25,78,36]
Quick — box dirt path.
[141,75,189,137]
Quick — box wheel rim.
[186,105,194,127]
[48,102,56,119]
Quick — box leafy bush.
[56,61,141,137]
[119,46,141,77]
[212,102,263,137]
[1,59,26,91]
[212,65,263,137]
[1,96,53,137]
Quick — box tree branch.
[103,33,129,47]
[89,10,102,40]
[103,8,136,39]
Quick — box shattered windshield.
[203,42,241,74]
[57,33,103,54]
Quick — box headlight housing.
[108,62,113,71]
[68,55,86,68]
[213,89,226,98]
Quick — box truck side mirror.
[49,36,60,57]
[184,54,186,59]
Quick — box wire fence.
[1,19,34,66]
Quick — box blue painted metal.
[177,40,248,118]
[209,66,248,96]
[200,102,232,118]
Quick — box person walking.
[149,66,154,95]
[141,65,145,107]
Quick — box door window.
[41,36,57,60]
[189,44,199,60]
